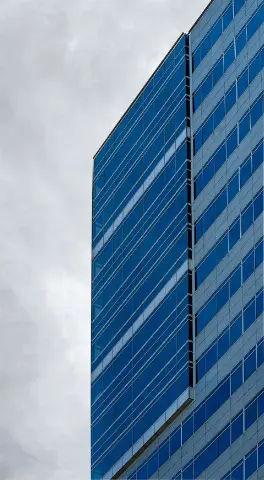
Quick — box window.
[218,330,230,358]
[236,28,247,56]
[159,440,169,467]
[204,203,215,232]
[223,4,233,30]
[229,219,240,250]
[194,403,206,431]
[240,157,252,188]
[214,143,226,173]
[257,391,264,417]
[256,290,264,317]
[194,130,203,154]
[257,340,264,368]
[214,101,225,129]
[229,267,241,297]
[224,43,235,71]
[252,142,264,172]
[241,204,253,234]
[251,96,263,127]
[231,412,243,442]
[245,448,257,479]
[203,116,214,144]
[202,74,213,101]
[203,158,214,186]
[227,128,238,157]
[213,58,224,86]
[206,343,217,372]
[148,453,159,478]
[230,314,242,345]
[253,191,264,219]
[182,417,193,443]
[245,398,257,429]
[234,0,245,14]
[239,112,250,143]
[217,281,229,311]
[212,19,222,44]
[237,69,249,98]
[255,240,263,268]
[201,34,211,60]
[244,348,256,380]
[193,90,201,112]
[231,363,243,394]
[195,218,203,243]
[243,251,254,282]
[137,462,147,480]
[195,171,203,197]
[225,84,236,113]
[228,173,239,203]
[218,426,230,455]
[231,462,243,479]
[170,427,181,456]
[249,52,262,82]
[247,11,259,41]
[243,300,255,331]
[215,189,227,217]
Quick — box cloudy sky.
[0,0,208,478]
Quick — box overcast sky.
[0,1,208,478]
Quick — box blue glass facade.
[91,0,264,478]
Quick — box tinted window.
[236,28,247,56]
[241,204,253,234]
[243,252,254,282]
[224,43,235,71]
[243,300,255,331]
[227,128,238,157]
[237,69,249,98]
[231,364,243,394]
[230,267,241,297]
[230,314,242,345]
[229,218,240,250]
[239,113,250,143]
[240,157,252,188]
[211,19,222,44]
[245,398,257,429]
[228,173,239,203]
[251,96,263,127]
[225,84,236,113]
[231,412,243,442]
[244,349,256,380]
[245,449,257,479]
[213,58,224,86]
[249,52,262,82]
[223,4,233,30]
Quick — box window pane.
[243,252,254,282]
[255,240,263,268]
[231,412,243,442]
[195,218,203,243]
[230,267,241,297]
[159,440,169,467]
[219,426,230,455]
[237,69,249,98]
[244,349,256,380]
[228,173,239,203]
[252,141,264,172]
[256,290,264,317]
[195,172,203,197]
[234,0,245,14]
[202,74,213,101]
[257,391,264,417]
[182,417,193,444]
[194,130,203,154]
[223,4,233,30]
[251,96,263,127]
[239,113,250,143]
[201,34,211,60]
[243,300,255,331]
[236,27,247,56]
[245,449,257,479]
[230,314,242,345]
[203,116,214,144]
[137,462,147,480]
[240,157,252,188]
[217,282,229,311]
[215,189,227,218]
[214,101,225,129]
[206,343,217,372]
[204,204,215,233]
[253,191,264,219]
[193,90,201,112]
[203,158,214,186]
[218,329,230,359]
[241,204,253,234]
[257,340,264,367]
[245,398,257,429]
[194,403,206,431]
[148,452,159,478]
[231,462,243,480]
[227,128,238,157]
[170,428,181,456]
[214,143,226,172]
[247,11,259,41]
[249,53,262,82]
[229,219,240,250]
[211,19,222,45]
[231,364,243,394]
[213,58,224,86]
[225,84,236,113]
[224,43,235,71]
[193,50,200,71]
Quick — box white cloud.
[0,0,208,478]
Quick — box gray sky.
[0,1,208,478]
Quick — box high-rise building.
[91,0,264,478]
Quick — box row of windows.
[194,102,263,201]
[173,386,264,480]
[221,438,264,480]
[194,47,264,153]
[93,150,190,296]
[93,84,188,229]
[126,340,264,480]
[193,2,264,112]
[196,237,263,335]
[92,292,191,410]
[195,188,264,288]
[197,288,264,381]
[93,35,187,178]
[195,136,263,244]
[93,59,189,225]
[192,0,246,72]
[92,366,191,477]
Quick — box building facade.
[91,0,264,478]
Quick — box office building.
[91,0,264,478]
